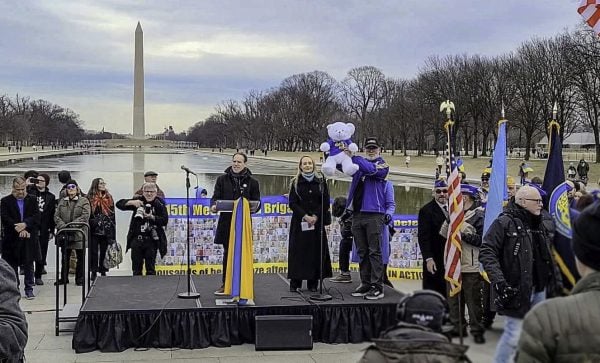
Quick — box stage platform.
[72,273,403,353]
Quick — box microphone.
[180,165,196,175]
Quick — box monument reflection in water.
[0,151,432,272]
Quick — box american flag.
[444,122,464,297]
[578,0,600,35]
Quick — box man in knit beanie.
[517,202,600,362]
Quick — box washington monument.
[133,22,145,138]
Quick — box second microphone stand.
[310,175,332,302]
[178,169,200,299]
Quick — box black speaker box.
[255,315,313,351]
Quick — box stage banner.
[158,196,423,280]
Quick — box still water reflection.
[0,151,432,273]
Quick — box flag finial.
[501,103,505,119]
[552,102,558,120]
[440,100,455,121]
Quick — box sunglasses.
[435,189,448,194]
[66,184,77,190]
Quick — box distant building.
[536,132,597,150]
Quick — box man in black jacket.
[30,173,56,286]
[116,182,168,276]
[480,185,559,363]
[417,179,449,297]
[210,153,260,295]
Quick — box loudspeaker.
[255,315,313,351]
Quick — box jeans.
[493,290,546,363]
[7,260,34,294]
[338,237,353,272]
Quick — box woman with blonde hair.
[87,178,116,280]
[287,155,333,292]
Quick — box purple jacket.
[345,155,389,213]
[327,138,353,156]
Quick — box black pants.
[338,237,353,272]
[131,237,157,275]
[448,272,485,336]
[60,248,84,282]
[90,235,109,274]
[34,233,51,279]
[352,212,384,290]
[222,243,229,284]
[5,257,34,293]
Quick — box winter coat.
[0,259,28,363]
[360,322,471,363]
[439,205,484,274]
[480,206,559,318]
[516,271,600,362]
[115,196,168,257]
[417,199,447,296]
[87,194,116,240]
[0,194,41,265]
[287,175,332,281]
[345,155,389,213]
[54,196,91,249]
[210,167,260,245]
[28,188,56,239]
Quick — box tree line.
[187,25,600,162]
[0,95,85,145]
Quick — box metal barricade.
[54,222,89,336]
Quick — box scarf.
[302,172,315,182]
[91,192,114,216]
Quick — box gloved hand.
[340,209,353,222]
[384,214,392,225]
[494,282,519,310]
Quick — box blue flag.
[543,122,579,292]
[483,120,508,234]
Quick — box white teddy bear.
[320,122,359,177]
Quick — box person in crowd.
[196,187,208,198]
[507,176,517,200]
[405,155,410,168]
[0,258,28,362]
[436,153,445,175]
[1,177,41,299]
[117,182,168,276]
[57,170,72,199]
[345,137,390,300]
[54,180,91,286]
[417,179,448,297]
[87,178,116,280]
[330,196,353,283]
[577,158,589,183]
[516,201,600,362]
[381,180,396,288]
[480,185,560,363]
[287,156,332,292]
[23,170,39,195]
[575,193,594,211]
[134,171,166,200]
[518,162,526,185]
[440,184,486,343]
[567,162,577,180]
[210,153,261,295]
[31,173,56,286]
[360,290,470,362]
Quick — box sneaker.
[24,291,35,300]
[351,283,371,297]
[473,334,486,344]
[214,286,227,296]
[54,279,69,286]
[364,287,384,300]
[330,273,352,283]
[35,278,44,286]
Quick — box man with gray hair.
[480,185,560,363]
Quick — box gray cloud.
[0,0,583,134]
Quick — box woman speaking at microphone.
[287,156,333,292]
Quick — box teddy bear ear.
[327,124,333,130]
[346,123,355,133]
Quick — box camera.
[145,204,152,214]
[134,206,145,219]
[28,177,39,185]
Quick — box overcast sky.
[0,1,584,134]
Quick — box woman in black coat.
[287,156,332,292]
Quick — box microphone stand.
[178,168,200,299]
[310,174,332,302]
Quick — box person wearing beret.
[417,179,449,298]
[517,201,600,362]
[134,171,166,200]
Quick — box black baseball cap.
[364,137,380,149]
[144,171,158,177]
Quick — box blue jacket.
[346,155,389,213]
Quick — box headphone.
[396,290,450,327]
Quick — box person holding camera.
[116,182,168,276]
[54,179,91,286]
[87,178,116,280]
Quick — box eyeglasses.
[37,179,46,183]
[524,198,543,204]
[481,178,489,182]
[435,189,448,194]
[66,184,77,190]
[143,190,157,194]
